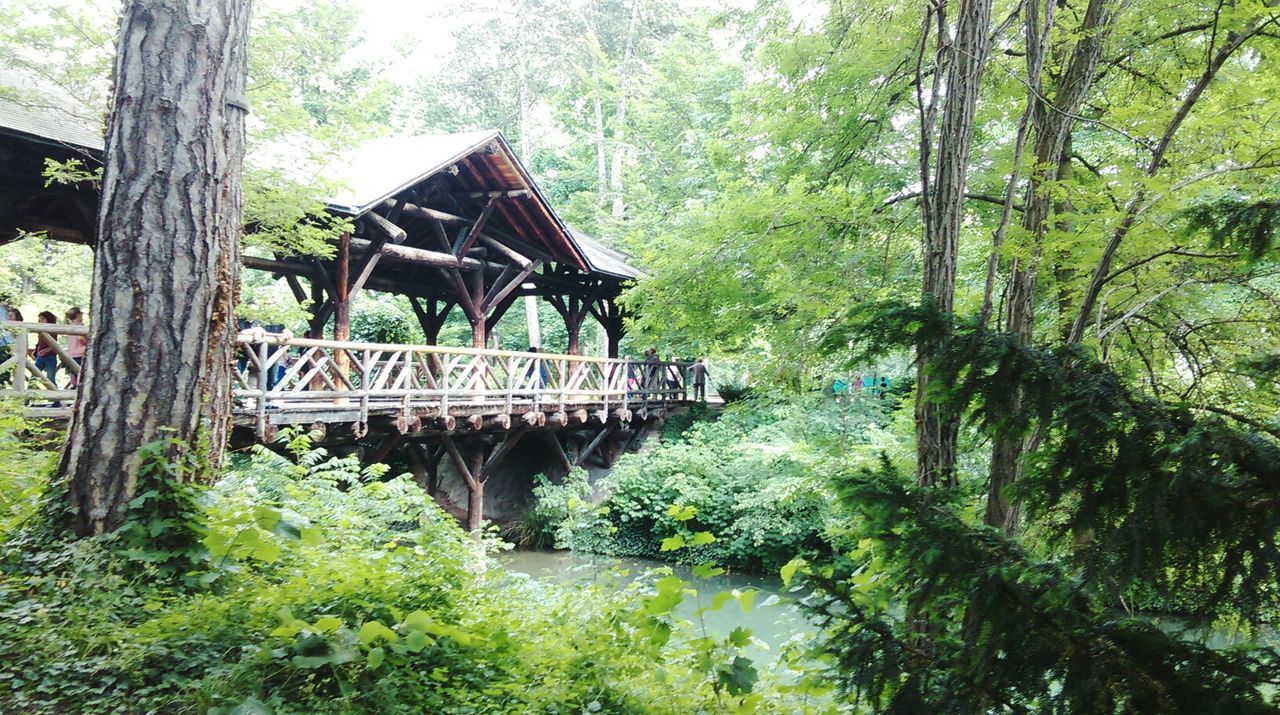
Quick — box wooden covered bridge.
[0,97,694,529]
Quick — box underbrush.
[0,429,826,714]
[530,394,902,573]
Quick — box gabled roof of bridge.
[0,98,103,153]
[568,226,643,280]
[0,89,643,281]
[325,130,589,270]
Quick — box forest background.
[1,0,1280,711]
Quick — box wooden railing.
[1,321,691,434]
[0,320,85,405]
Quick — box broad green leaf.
[357,620,398,645]
[692,563,725,579]
[659,534,686,551]
[312,616,342,634]
[780,557,808,587]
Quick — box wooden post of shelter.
[334,231,351,383]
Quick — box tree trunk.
[915,0,993,488]
[594,90,607,209]
[524,295,540,348]
[609,0,640,220]
[987,0,1113,532]
[60,0,252,536]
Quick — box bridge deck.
[0,321,693,440]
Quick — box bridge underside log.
[440,426,531,533]
[541,431,573,478]
[405,441,443,494]
[577,425,613,467]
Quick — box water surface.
[500,549,817,664]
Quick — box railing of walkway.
[0,320,85,404]
[1,321,691,429]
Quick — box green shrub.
[531,395,900,573]
[0,430,817,713]
[0,405,56,538]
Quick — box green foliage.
[532,396,901,572]
[803,462,1280,713]
[793,300,1280,710]
[526,467,613,551]
[113,439,210,584]
[0,406,56,538]
[240,170,350,259]
[348,293,421,345]
[1182,195,1280,261]
[0,430,816,712]
[838,301,1280,624]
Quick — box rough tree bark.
[60,0,253,536]
[915,0,993,488]
[987,0,1113,532]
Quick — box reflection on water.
[498,549,818,664]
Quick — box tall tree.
[986,0,1115,531]
[915,0,994,487]
[59,0,253,536]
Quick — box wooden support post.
[334,233,351,381]
[454,197,496,258]
[441,435,482,532]
[589,296,627,359]
[467,445,485,532]
[284,274,308,306]
[365,432,403,465]
[600,433,621,468]
[409,297,454,345]
[406,441,442,494]
[307,278,326,338]
[542,431,573,477]
[469,270,487,348]
[576,425,613,467]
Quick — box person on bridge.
[526,346,550,392]
[64,307,86,388]
[0,294,13,387]
[643,348,661,393]
[665,354,683,395]
[690,358,709,402]
[34,311,60,391]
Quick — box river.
[499,549,818,664]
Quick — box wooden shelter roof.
[328,131,589,270]
[0,91,642,282]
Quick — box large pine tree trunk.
[60,0,253,537]
[916,0,992,487]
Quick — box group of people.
[523,346,709,402]
[829,373,894,401]
[0,294,87,392]
[628,348,710,402]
